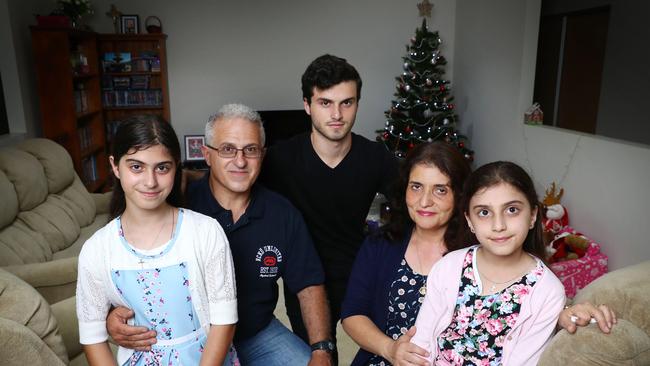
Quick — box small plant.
[57,0,93,20]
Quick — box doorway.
[533,6,610,133]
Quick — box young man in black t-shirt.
[260,55,399,362]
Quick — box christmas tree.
[377,18,473,161]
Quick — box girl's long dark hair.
[382,142,471,251]
[459,161,546,260]
[109,115,183,219]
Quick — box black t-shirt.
[186,175,325,342]
[260,132,398,282]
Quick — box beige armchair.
[539,260,650,365]
[0,138,110,304]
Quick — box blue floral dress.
[367,258,427,366]
[112,212,239,366]
[436,248,543,365]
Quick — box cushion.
[16,138,75,194]
[0,169,18,228]
[0,147,48,211]
[539,320,650,365]
[574,260,650,335]
[0,268,68,363]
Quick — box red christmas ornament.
[405,126,412,133]
[439,85,446,92]
[459,142,464,148]
[409,142,415,149]
[383,132,389,139]
[448,103,455,110]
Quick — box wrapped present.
[549,227,608,297]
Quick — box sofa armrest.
[3,256,78,304]
[92,191,112,215]
[0,317,67,366]
[51,296,83,361]
[538,319,650,365]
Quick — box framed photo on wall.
[184,135,205,161]
[120,15,139,34]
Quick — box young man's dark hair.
[301,54,363,104]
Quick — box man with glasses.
[106,104,332,366]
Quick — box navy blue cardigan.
[340,230,412,366]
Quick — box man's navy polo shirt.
[186,173,325,342]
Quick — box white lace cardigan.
[76,209,237,363]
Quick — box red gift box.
[549,227,608,297]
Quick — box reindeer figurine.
[542,182,569,234]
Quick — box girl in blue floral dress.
[76,115,239,366]
[412,161,566,365]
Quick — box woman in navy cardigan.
[341,142,470,366]
[340,142,616,366]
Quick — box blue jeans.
[234,317,311,366]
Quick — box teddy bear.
[541,183,591,263]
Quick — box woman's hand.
[558,302,617,334]
[385,326,430,366]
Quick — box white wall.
[454,0,650,270]
[77,0,455,141]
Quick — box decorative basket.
[145,16,162,34]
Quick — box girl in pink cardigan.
[412,161,565,365]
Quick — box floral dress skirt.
[112,262,239,365]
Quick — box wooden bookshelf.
[31,27,109,192]
[97,34,170,142]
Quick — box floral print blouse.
[367,258,427,366]
[437,248,544,365]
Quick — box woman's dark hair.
[383,142,471,251]
[459,161,546,260]
[109,114,183,219]
[301,54,362,103]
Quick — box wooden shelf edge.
[104,71,161,76]
[98,33,167,40]
[80,144,104,159]
[84,178,106,193]
[76,109,101,119]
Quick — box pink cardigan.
[411,246,565,366]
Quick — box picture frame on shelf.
[120,15,139,34]
[184,135,205,161]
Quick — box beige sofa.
[0,138,111,365]
[0,138,110,303]
[539,260,650,365]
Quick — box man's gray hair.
[205,103,265,146]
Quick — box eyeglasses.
[205,144,263,158]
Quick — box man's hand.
[558,302,617,334]
[106,306,157,351]
[385,326,430,366]
[308,350,332,366]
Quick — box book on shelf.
[106,120,122,141]
[130,75,150,89]
[81,155,98,183]
[112,76,131,89]
[150,58,161,72]
[74,83,88,114]
[77,125,93,151]
[102,52,132,73]
[102,89,163,107]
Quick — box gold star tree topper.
[418,0,433,17]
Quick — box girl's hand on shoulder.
[386,326,430,366]
[558,302,617,334]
